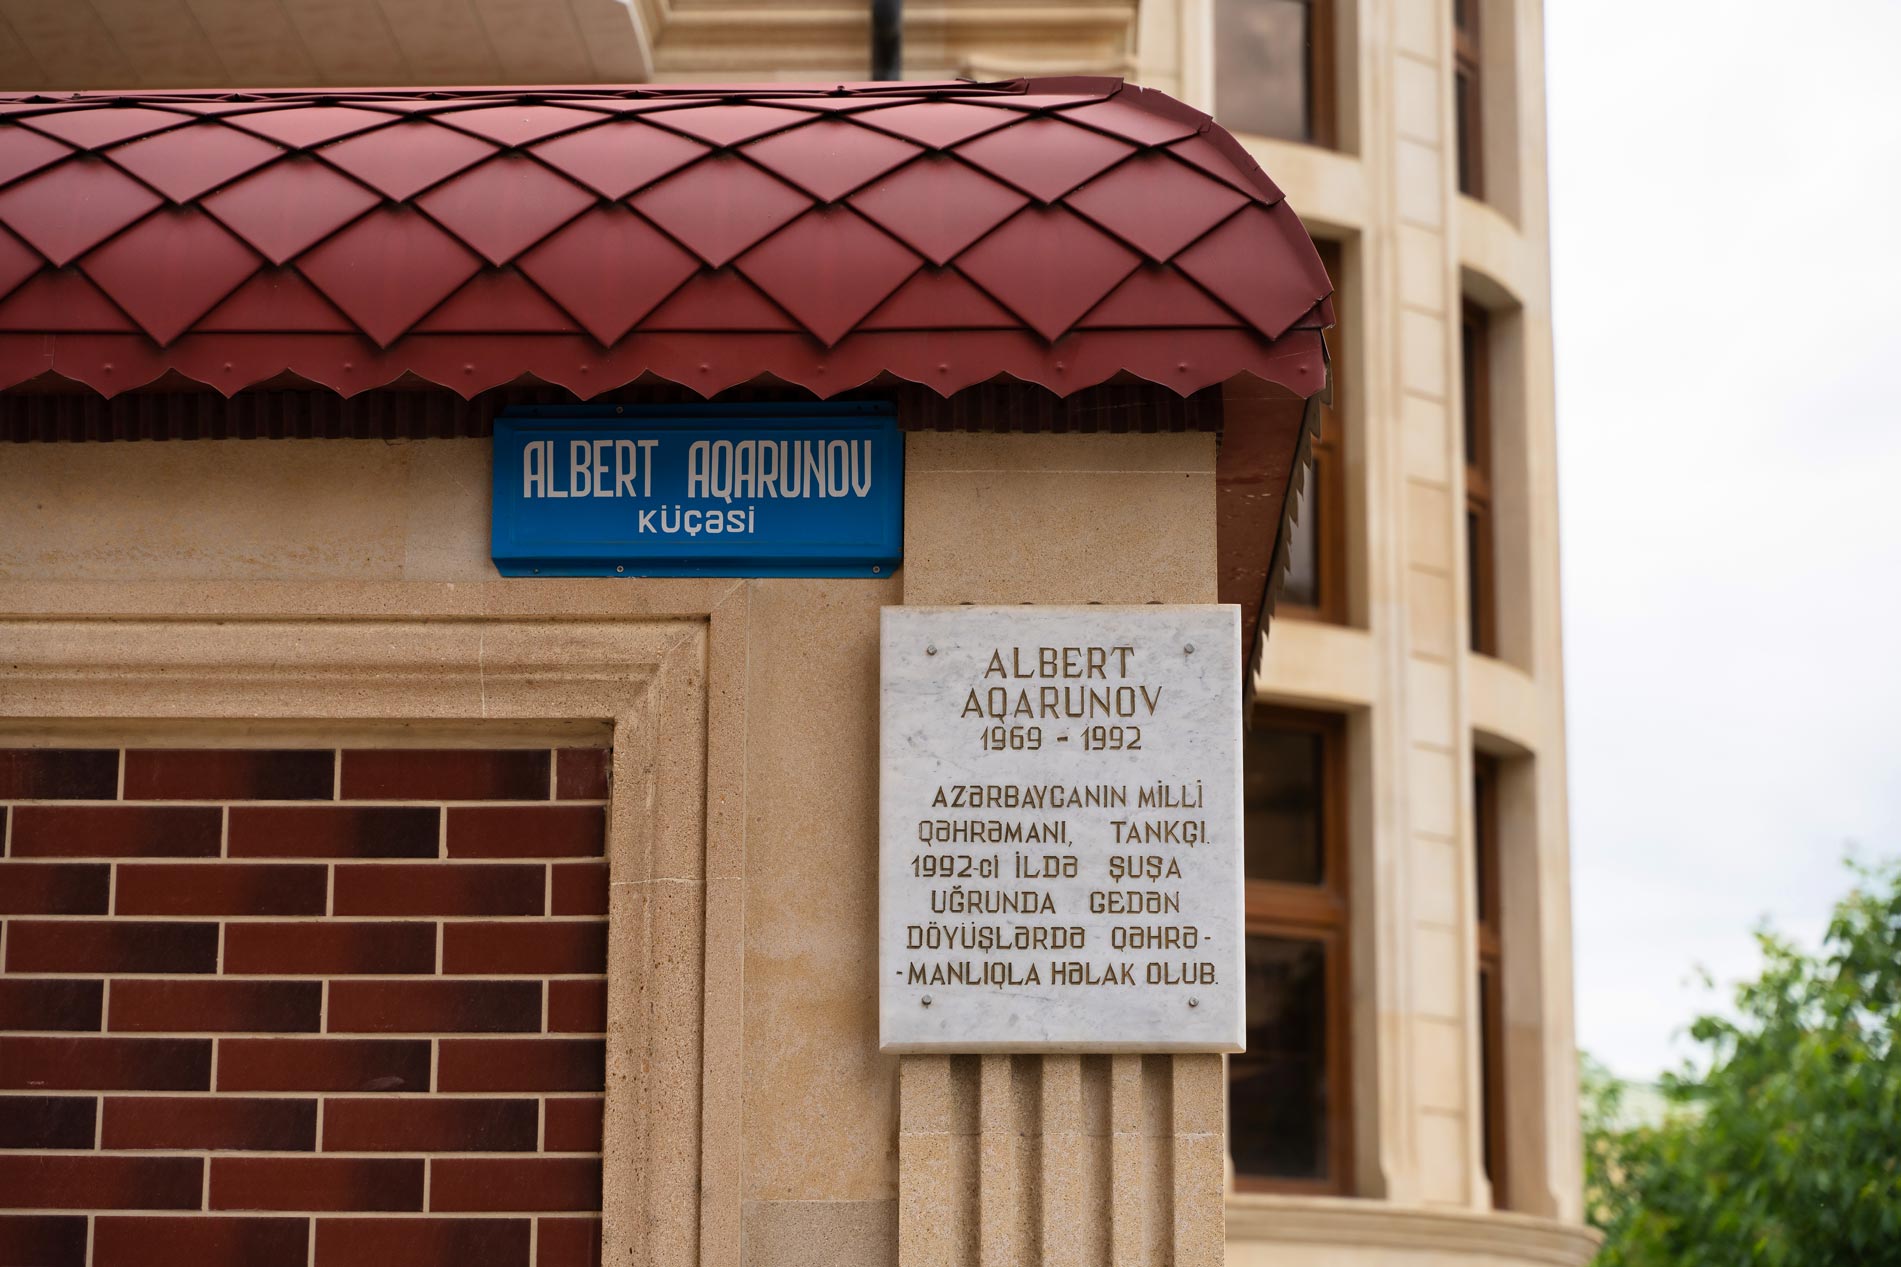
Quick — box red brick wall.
[0,745,611,1267]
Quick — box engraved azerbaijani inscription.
[880,607,1244,1052]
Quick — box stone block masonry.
[0,743,612,1267]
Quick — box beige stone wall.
[0,426,1231,1267]
[891,432,1227,1267]
[0,5,1588,1259]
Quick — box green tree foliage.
[1582,859,1901,1265]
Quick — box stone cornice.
[1226,1195,1601,1266]
[647,1,1138,75]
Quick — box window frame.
[1308,0,1339,150]
[1279,239,1348,625]
[1462,300,1497,657]
[1474,752,1509,1209]
[1232,706,1353,1196]
[1212,0,1338,149]
[1454,0,1484,198]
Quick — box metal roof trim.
[0,79,1332,404]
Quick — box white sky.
[1546,1,1901,1078]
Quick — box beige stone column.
[1370,0,1489,1208]
[897,431,1226,1267]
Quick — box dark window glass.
[1456,71,1478,196]
[1454,0,1483,198]
[1282,459,1320,608]
[1235,709,1348,1193]
[1462,302,1495,656]
[1479,965,1501,1190]
[1474,753,1509,1207]
[1467,509,1485,654]
[1474,761,1498,926]
[1230,935,1330,1179]
[1461,317,1481,466]
[1282,238,1345,622]
[1215,0,1312,142]
[1243,725,1324,885]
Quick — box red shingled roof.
[0,79,1332,401]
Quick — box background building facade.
[0,2,1586,1263]
[1178,4,1587,1262]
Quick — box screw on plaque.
[615,565,625,573]
[921,995,934,1007]
[1188,997,1200,1008]
[925,645,937,656]
[1183,643,1195,654]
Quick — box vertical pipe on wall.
[871,0,903,80]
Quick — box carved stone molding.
[0,580,750,1267]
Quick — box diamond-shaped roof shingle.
[0,79,1330,401]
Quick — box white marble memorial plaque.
[880,605,1244,1052]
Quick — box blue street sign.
[491,404,902,577]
